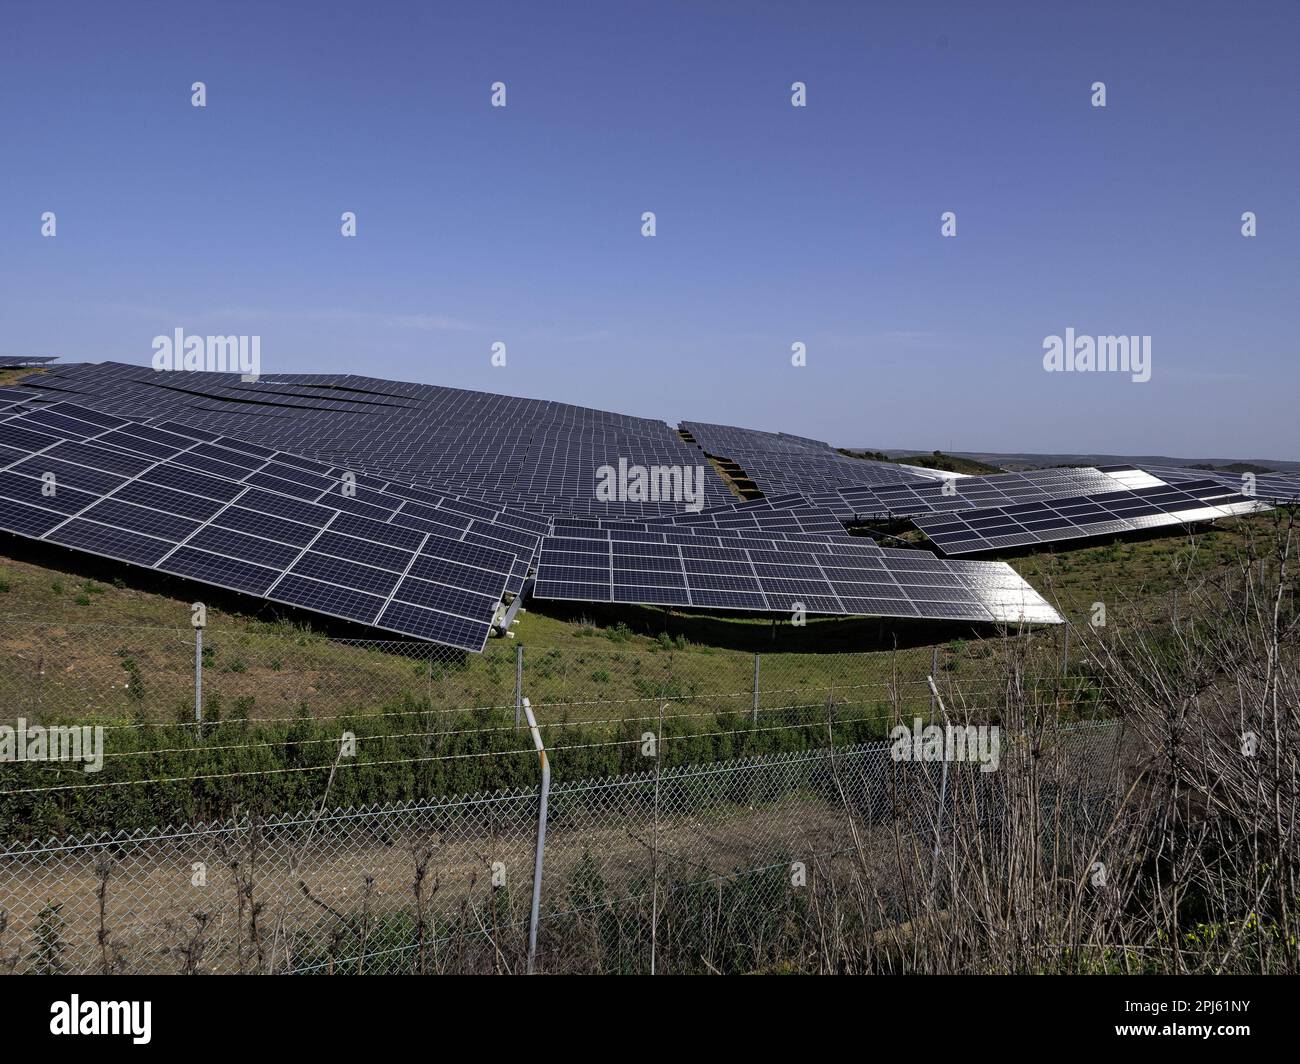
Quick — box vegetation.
[0,510,1296,973]
[1191,461,1279,474]
[837,448,1003,475]
[0,511,1290,838]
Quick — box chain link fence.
[0,723,1121,974]
[0,616,1087,731]
[0,613,1117,973]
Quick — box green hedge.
[0,696,893,841]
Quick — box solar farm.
[1,358,1297,979]
[2,359,1293,654]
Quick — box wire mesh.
[0,725,1120,974]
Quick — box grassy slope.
[0,512,1282,733]
[1007,517,1283,621]
[0,358,1283,728]
[0,544,978,729]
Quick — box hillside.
[837,448,1003,475]
[0,510,1281,732]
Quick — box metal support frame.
[497,578,533,637]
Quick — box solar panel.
[680,420,936,497]
[549,512,872,553]
[2,363,1281,646]
[788,467,1130,521]
[0,355,58,368]
[1098,464,1300,506]
[11,362,735,517]
[533,531,1060,625]
[0,402,528,650]
[914,478,1271,555]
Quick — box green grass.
[1008,515,1285,622]
[5,511,1282,836]
[0,511,1283,738]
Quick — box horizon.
[17,356,1300,468]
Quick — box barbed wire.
[0,707,1115,795]
[1,669,1062,731]
[3,691,1112,766]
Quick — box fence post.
[926,676,949,883]
[930,646,938,712]
[1061,623,1070,677]
[515,643,524,729]
[195,627,202,722]
[521,698,549,975]
[752,653,760,725]
[650,702,664,976]
[191,602,206,723]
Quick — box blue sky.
[2,0,1297,458]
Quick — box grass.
[1008,515,1284,621]
[0,511,1283,736]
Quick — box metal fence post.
[521,698,549,974]
[930,646,939,712]
[934,757,949,860]
[650,702,664,975]
[926,676,949,884]
[194,626,202,723]
[191,602,206,723]
[752,653,760,725]
[1062,623,1070,677]
[515,643,523,729]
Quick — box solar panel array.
[534,532,1061,624]
[0,356,58,368]
[2,362,1286,643]
[15,362,734,517]
[913,477,1270,555]
[551,516,856,549]
[807,467,1134,520]
[0,387,37,414]
[639,500,849,537]
[1099,464,1300,506]
[0,401,545,650]
[681,420,936,496]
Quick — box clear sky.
[2,0,1296,458]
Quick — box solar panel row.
[0,356,58,368]
[557,498,853,540]
[0,401,537,649]
[533,533,1061,624]
[681,419,935,497]
[913,478,1270,555]
[5,363,1285,642]
[796,467,1133,520]
[1099,464,1300,506]
[14,363,736,517]
[550,516,861,550]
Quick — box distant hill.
[1189,462,1277,475]
[838,449,1002,475]
[853,448,1300,474]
